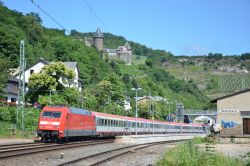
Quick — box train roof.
[69,107,91,115]
[92,111,125,120]
[92,111,202,126]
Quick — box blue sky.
[3,0,250,55]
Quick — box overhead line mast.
[17,40,26,130]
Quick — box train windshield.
[42,111,61,118]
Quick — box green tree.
[28,62,75,103]
[28,73,57,92]
[82,89,98,110]
[0,57,10,98]
[26,12,42,24]
[61,87,79,107]
[96,80,112,105]
[0,26,25,67]
[38,93,67,107]
[42,62,75,89]
[138,102,150,119]
[104,73,125,104]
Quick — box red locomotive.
[37,106,205,142]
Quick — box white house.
[124,99,132,111]
[3,78,19,104]
[14,58,82,91]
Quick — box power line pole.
[17,40,26,130]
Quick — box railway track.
[57,140,182,166]
[0,139,114,160]
[0,142,47,151]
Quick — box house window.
[11,98,16,102]
[30,70,34,75]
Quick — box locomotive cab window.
[42,111,61,118]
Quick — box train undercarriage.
[37,130,60,143]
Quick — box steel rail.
[0,139,114,160]
[57,140,184,166]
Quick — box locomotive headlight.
[59,131,64,134]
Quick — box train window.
[42,111,52,117]
[96,118,100,125]
[175,126,181,129]
[42,111,61,118]
[96,118,98,124]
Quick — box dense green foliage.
[0,57,11,98]
[0,107,40,131]
[0,3,214,121]
[0,107,40,138]
[157,138,249,166]
[0,4,111,86]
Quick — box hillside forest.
[0,3,250,127]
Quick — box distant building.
[85,27,132,65]
[2,78,19,105]
[211,89,250,135]
[135,96,164,104]
[104,42,132,65]
[124,100,132,111]
[13,58,82,91]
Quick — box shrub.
[157,138,247,166]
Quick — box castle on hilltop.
[85,27,132,65]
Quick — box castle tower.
[124,42,132,55]
[94,27,104,51]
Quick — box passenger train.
[37,106,206,142]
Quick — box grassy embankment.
[157,137,250,166]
